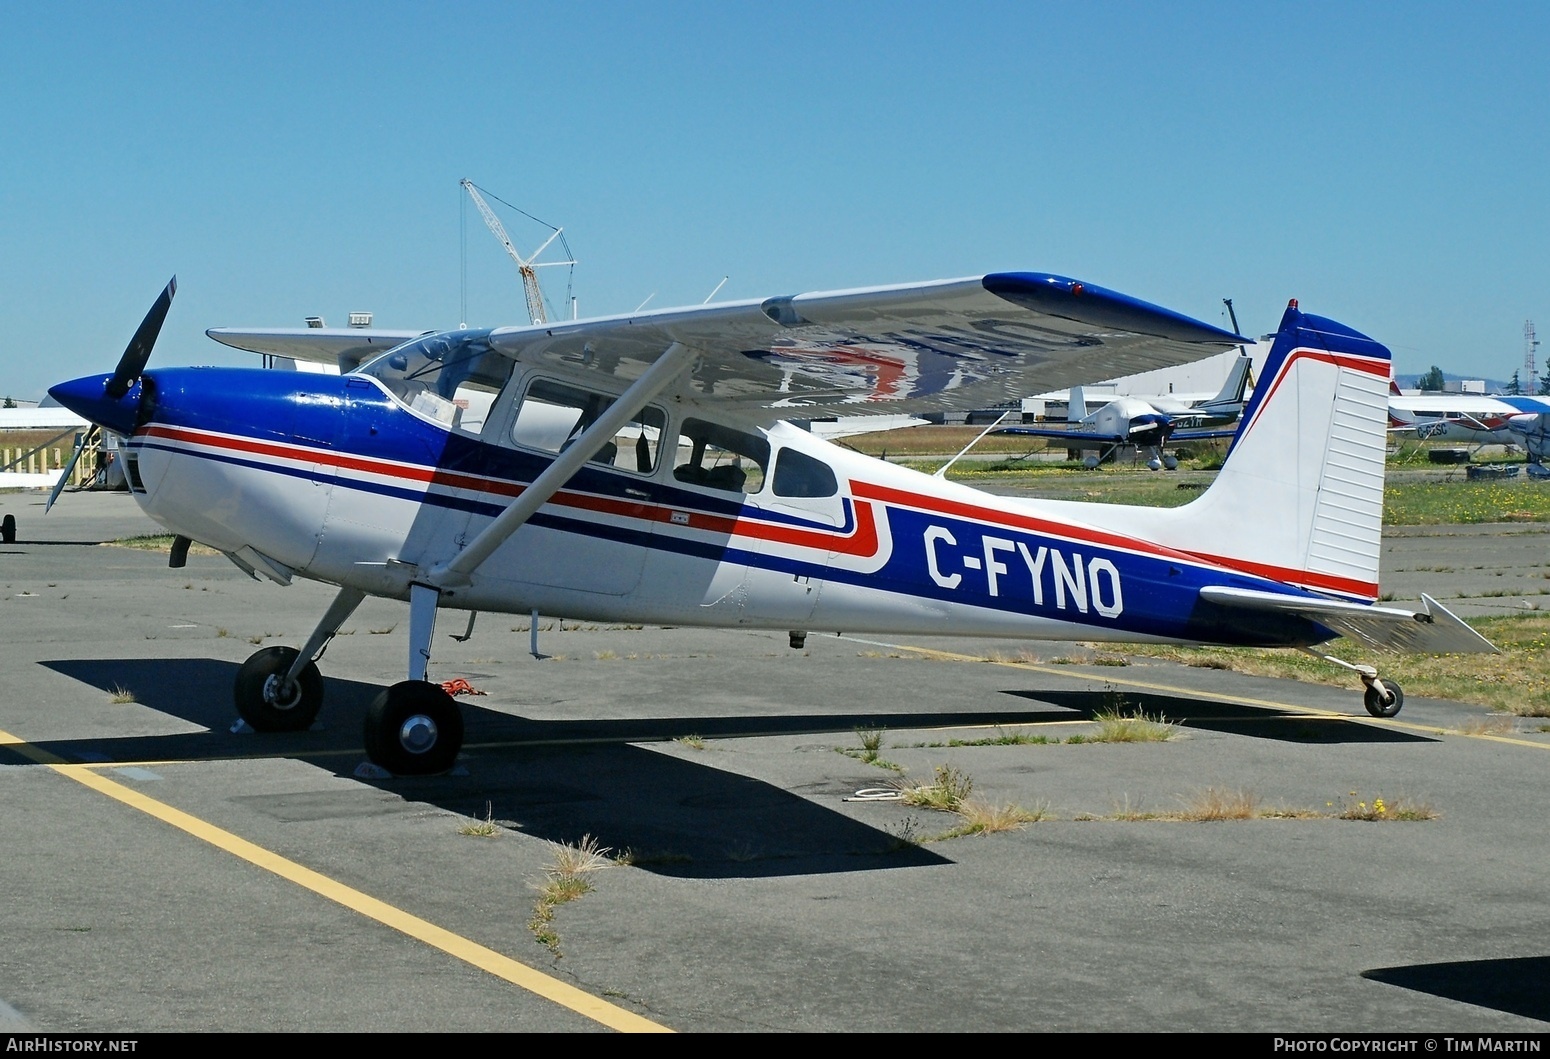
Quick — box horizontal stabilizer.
[1198,586,1498,655]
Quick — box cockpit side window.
[772,448,838,498]
[673,418,769,494]
[357,330,513,435]
[510,377,666,474]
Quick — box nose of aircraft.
[48,277,177,439]
[49,373,143,436]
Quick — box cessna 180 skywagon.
[49,273,1495,775]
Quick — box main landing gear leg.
[362,582,463,776]
[234,586,366,732]
[1299,648,1405,718]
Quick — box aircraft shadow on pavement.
[1006,689,1436,744]
[1363,956,1550,1023]
[37,657,961,879]
[34,658,1435,876]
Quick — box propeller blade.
[105,277,176,399]
[45,425,98,513]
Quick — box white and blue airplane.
[49,273,1494,775]
[1386,386,1550,450]
[994,353,1253,470]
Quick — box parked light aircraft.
[1067,352,1256,422]
[1385,381,1550,441]
[992,355,1253,470]
[50,273,1495,775]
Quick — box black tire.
[1364,680,1404,718]
[234,646,324,732]
[363,680,464,776]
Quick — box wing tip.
[983,273,1246,346]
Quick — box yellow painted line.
[843,637,1550,749]
[0,726,670,1033]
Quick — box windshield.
[356,330,513,432]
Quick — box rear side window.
[772,448,838,498]
[673,418,769,494]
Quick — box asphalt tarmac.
[1,490,1548,1034]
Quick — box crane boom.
[460,179,563,325]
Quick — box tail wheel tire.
[235,646,323,732]
[1364,680,1404,718]
[364,680,464,776]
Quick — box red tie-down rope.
[440,678,487,697]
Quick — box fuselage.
[1388,393,1550,442]
[91,358,1338,650]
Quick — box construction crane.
[460,179,575,326]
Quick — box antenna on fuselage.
[933,410,1012,478]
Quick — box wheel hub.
[398,714,439,755]
[261,673,303,711]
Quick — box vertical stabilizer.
[1068,386,1089,424]
[1168,302,1392,600]
[1197,354,1254,417]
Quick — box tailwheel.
[364,680,464,776]
[1299,648,1407,720]
[234,646,323,732]
[1363,678,1404,718]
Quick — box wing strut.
[429,341,695,589]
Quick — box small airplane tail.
[1067,385,1090,424]
[1196,353,1254,417]
[1163,300,1393,601]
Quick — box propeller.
[45,425,101,513]
[50,276,178,436]
[105,277,177,400]
[47,277,178,505]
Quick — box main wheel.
[364,680,464,776]
[234,646,323,732]
[1364,679,1404,718]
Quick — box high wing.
[481,273,1245,425]
[210,273,1245,426]
[1199,587,1497,655]
[207,327,432,372]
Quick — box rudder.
[1166,301,1393,601]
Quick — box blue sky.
[4,1,1548,400]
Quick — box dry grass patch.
[938,799,1049,838]
[1177,787,1259,821]
[840,727,902,770]
[1457,715,1517,736]
[1090,708,1176,743]
[528,834,612,954]
[899,764,974,812]
[1334,794,1437,821]
[894,766,1048,841]
[105,534,219,555]
[108,684,136,704]
[457,801,500,837]
[1105,795,1165,821]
